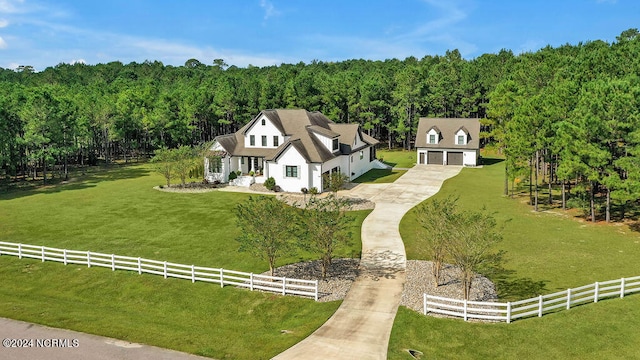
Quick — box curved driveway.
[274,165,461,360]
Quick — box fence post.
[594,282,599,303]
[621,278,625,298]
[220,269,224,288]
[163,261,167,279]
[87,251,91,268]
[63,249,67,265]
[191,265,195,283]
[250,273,254,291]
[41,247,45,262]
[111,254,115,271]
[282,277,286,296]
[566,288,571,309]
[463,299,468,321]
[18,243,22,259]
[538,295,543,317]
[506,302,512,324]
[137,257,142,275]
[315,280,319,302]
[423,294,427,316]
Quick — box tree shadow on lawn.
[480,157,504,166]
[481,251,549,300]
[0,164,149,201]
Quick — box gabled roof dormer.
[455,126,469,145]
[427,126,441,145]
[307,125,341,154]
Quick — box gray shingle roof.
[415,118,480,150]
[214,109,377,163]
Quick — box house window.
[209,157,222,173]
[262,135,267,146]
[359,150,364,160]
[429,134,436,144]
[332,138,339,151]
[273,136,279,147]
[285,165,298,178]
[261,119,266,126]
[241,157,245,165]
[457,135,465,145]
[250,135,255,146]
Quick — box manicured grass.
[0,163,370,359]
[388,298,640,359]
[377,148,416,168]
[400,157,640,299]
[352,169,407,183]
[392,156,640,359]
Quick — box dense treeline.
[0,49,510,183]
[488,28,640,222]
[1,28,639,222]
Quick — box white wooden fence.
[0,241,318,301]
[424,275,640,323]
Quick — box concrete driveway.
[273,165,461,360]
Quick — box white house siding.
[311,132,335,153]
[206,142,230,182]
[350,146,372,179]
[244,114,283,148]
[268,146,311,192]
[309,163,322,191]
[352,132,365,149]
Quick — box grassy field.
[390,156,640,359]
[352,169,407,183]
[0,164,370,359]
[376,148,416,168]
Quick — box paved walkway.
[0,318,210,360]
[273,165,461,360]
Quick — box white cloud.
[0,0,26,14]
[69,58,85,65]
[0,19,8,27]
[259,0,280,21]
[0,35,7,49]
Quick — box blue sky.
[0,0,637,71]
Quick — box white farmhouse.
[415,118,481,166]
[205,109,384,192]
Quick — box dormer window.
[261,119,266,126]
[427,126,440,145]
[332,138,339,151]
[455,126,469,145]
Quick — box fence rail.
[424,275,640,323]
[0,241,318,301]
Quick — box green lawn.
[391,156,640,359]
[377,148,416,168]
[0,164,370,359]
[352,169,407,183]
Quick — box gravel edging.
[267,259,498,308]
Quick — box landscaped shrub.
[309,187,319,195]
[228,172,238,181]
[264,177,276,191]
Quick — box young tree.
[300,194,353,279]
[414,197,458,287]
[150,147,176,187]
[235,196,298,276]
[446,207,503,300]
[173,146,197,186]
